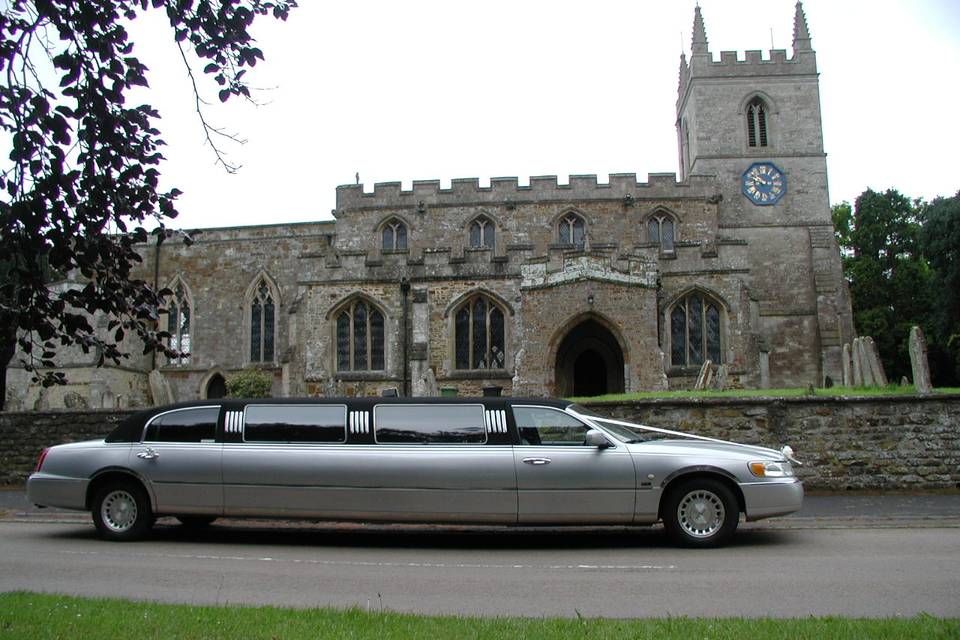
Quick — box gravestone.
[694,360,714,390]
[148,369,175,405]
[908,326,932,394]
[842,343,852,386]
[864,337,888,386]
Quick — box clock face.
[741,162,786,205]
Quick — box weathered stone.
[841,343,852,387]
[864,337,888,386]
[694,360,714,391]
[908,326,932,394]
[147,370,175,406]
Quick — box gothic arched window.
[336,299,385,371]
[454,295,506,370]
[250,279,276,363]
[647,213,676,253]
[468,216,495,249]
[381,218,408,251]
[166,281,191,365]
[669,292,722,368]
[746,97,768,148]
[558,212,585,248]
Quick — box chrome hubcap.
[101,489,138,533]
[677,489,725,538]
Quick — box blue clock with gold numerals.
[741,162,786,205]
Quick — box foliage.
[919,192,960,382]
[2,592,959,640]
[225,368,272,398]
[832,189,938,383]
[0,0,296,409]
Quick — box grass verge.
[0,592,957,639]
[569,386,960,404]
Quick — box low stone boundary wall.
[583,395,960,490]
[1,396,957,489]
[0,410,135,484]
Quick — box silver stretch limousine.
[27,397,803,546]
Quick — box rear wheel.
[662,478,738,547]
[92,481,155,541]
[176,515,218,528]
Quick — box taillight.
[34,448,50,473]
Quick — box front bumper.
[26,473,89,511]
[741,478,804,521]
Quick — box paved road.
[1,519,958,617]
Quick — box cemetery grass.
[569,385,960,404]
[1,592,958,640]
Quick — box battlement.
[335,173,720,212]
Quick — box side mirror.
[585,429,613,449]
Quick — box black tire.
[176,515,218,528]
[92,480,155,541]
[662,477,739,548]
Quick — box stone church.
[6,3,854,410]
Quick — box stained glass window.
[336,299,385,371]
[455,294,506,370]
[250,279,276,362]
[558,213,585,248]
[166,282,191,365]
[469,216,495,249]
[670,292,723,368]
[382,219,408,250]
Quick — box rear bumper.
[26,473,88,511]
[741,478,803,521]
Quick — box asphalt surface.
[1,487,959,617]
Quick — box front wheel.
[662,478,739,547]
[92,481,155,541]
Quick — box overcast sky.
[125,0,960,230]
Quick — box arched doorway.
[206,373,226,399]
[554,318,625,397]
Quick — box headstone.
[694,360,714,391]
[908,325,933,394]
[148,369,175,405]
[900,376,909,387]
[864,337,888,386]
[841,343,852,387]
[712,364,728,390]
[63,391,87,409]
[423,367,438,397]
[855,337,873,386]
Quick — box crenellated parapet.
[335,173,720,213]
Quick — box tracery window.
[166,281,191,365]
[336,299,385,371]
[381,219,408,251]
[558,213,585,248]
[468,216,495,249]
[746,97,768,148]
[454,295,506,370]
[670,292,722,368]
[647,214,676,253]
[249,279,275,363]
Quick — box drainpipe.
[151,234,162,371]
[400,278,410,397]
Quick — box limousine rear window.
[243,405,347,443]
[144,407,219,443]
[374,404,487,444]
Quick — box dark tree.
[0,0,296,409]
[920,192,960,384]
[833,189,937,383]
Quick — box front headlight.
[749,461,794,478]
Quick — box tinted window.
[514,407,590,446]
[243,405,347,443]
[144,407,219,443]
[374,405,487,444]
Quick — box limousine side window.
[514,407,591,446]
[243,405,347,443]
[374,404,487,444]
[143,407,219,443]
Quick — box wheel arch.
[658,467,746,519]
[85,468,155,511]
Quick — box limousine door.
[126,406,223,515]
[221,403,516,523]
[512,405,636,524]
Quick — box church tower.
[676,2,853,387]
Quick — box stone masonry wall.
[585,395,960,490]
[2,397,957,488]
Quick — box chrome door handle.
[522,457,552,466]
[137,448,159,460]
